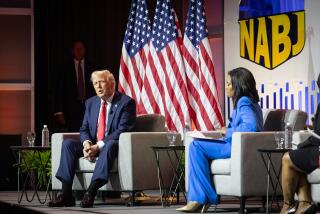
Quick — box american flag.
[118,0,151,111]
[182,0,224,130]
[139,0,191,131]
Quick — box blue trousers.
[55,138,118,184]
[187,139,231,204]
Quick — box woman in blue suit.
[177,67,263,213]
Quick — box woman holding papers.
[177,67,263,213]
[280,78,320,214]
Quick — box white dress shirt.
[82,94,114,149]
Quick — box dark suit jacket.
[79,92,136,144]
[55,59,96,131]
[298,102,320,148]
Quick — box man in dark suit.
[54,41,96,132]
[49,70,136,208]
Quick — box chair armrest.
[292,131,311,147]
[230,132,280,195]
[118,132,181,191]
[51,133,80,189]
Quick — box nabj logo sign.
[238,0,305,69]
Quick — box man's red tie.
[97,101,106,141]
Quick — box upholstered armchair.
[51,114,181,203]
[184,109,307,213]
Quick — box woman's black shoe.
[302,203,317,214]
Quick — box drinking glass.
[274,131,284,149]
[167,132,177,146]
[27,131,36,147]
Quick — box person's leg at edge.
[295,174,315,214]
[280,152,301,214]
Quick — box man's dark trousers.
[55,138,118,184]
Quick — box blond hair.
[91,70,116,90]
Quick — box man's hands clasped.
[83,141,100,162]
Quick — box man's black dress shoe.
[48,193,75,207]
[80,192,95,208]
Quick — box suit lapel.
[92,97,100,138]
[107,92,119,135]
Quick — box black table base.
[258,148,292,213]
[10,146,52,204]
[152,145,186,207]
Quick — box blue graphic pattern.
[305,86,309,117]
[227,79,319,125]
[239,0,305,20]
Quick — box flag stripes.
[118,0,151,113]
[182,0,224,130]
[119,0,223,132]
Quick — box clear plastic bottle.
[318,146,320,168]
[42,125,50,147]
[284,122,293,149]
[183,123,190,143]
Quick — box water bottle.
[318,146,320,168]
[284,122,293,149]
[42,125,50,147]
[183,124,190,143]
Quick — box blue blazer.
[79,91,136,144]
[225,96,263,143]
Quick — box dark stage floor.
[0,190,311,214]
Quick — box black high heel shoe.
[298,201,317,214]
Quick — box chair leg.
[126,191,136,206]
[239,196,247,213]
[213,204,218,213]
[211,195,220,213]
[217,195,221,204]
[52,190,58,199]
[261,196,267,212]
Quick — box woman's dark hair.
[228,67,259,107]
